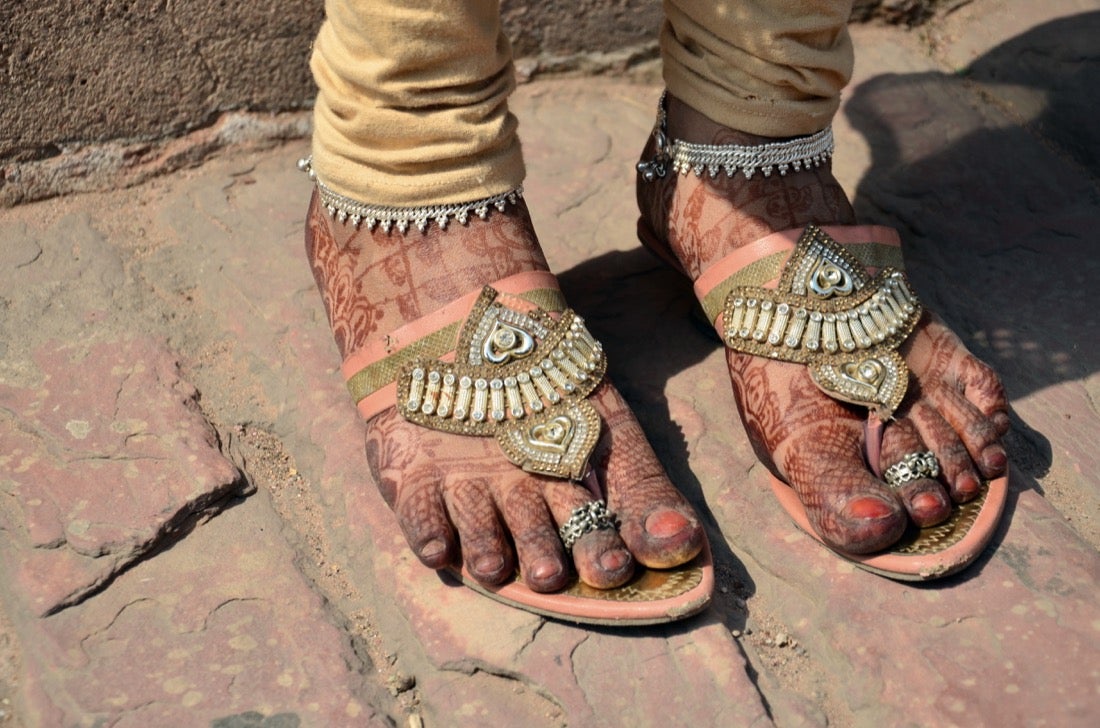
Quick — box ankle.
[665,93,771,148]
[305,191,550,358]
[637,93,855,280]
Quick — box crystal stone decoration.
[721,226,922,417]
[396,287,607,480]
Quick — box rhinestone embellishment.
[396,287,607,480]
[721,226,922,417]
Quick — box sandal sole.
[769,469,1009,581]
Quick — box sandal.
[636,97,1008,580]
[307,164,713,623]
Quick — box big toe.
[632,505,705,568]
[590,384,705,569]
[826,492,908,554]
[782,421,909,554]
[787,454,907,554]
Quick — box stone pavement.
[2,4,1099,726]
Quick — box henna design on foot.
[306,190,704,591]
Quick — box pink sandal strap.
[342,270,565,420]
[693,225,903,328]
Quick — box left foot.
[637,94,1010,555]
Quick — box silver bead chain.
[298,156,523,234]
[637,92,835,182]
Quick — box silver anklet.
[637,92,834,182]
[297,156,523,234]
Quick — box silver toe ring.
[883,451,940,488]
[559,500,618,551]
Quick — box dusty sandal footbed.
[341,269,713,623]
[454,540,713,626]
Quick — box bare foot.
[637,94,1009,554]
[305,190,704,590]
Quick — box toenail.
[599,548,631,573]
[956,473,982,500]
[843,497,895,521]
[420,539,447,561]
[982,446,1007,473]
[911,492,943,514]
[645,509,690,538]
[473,554,505,576]
[529,557,562,582]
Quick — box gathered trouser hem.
[309,0,854,207]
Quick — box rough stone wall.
[1,1,323,164]
[502,0,661,59]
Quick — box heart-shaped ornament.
[839,357,887,389]
[807,259,855,298]
[482,321,535,364]
[496,401,601,480]
[809,350,908,417]
[526,416,574,454]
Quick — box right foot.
[305,188,705,592]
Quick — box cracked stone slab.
[307,391,774,728]
[8,487,394,726]
[1,15,1097,723]
[0,337,247,616]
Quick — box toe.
[368,415,462,570]
[543,480,634,590]
[394,466,458,570]
[497,479,571,593]
[908,400,986,502]
[927,385,1008,480]
[879,417,951,527]
[782,420,907,554]
[444,478,514,585]
[956,346,1011,438]
[571,527,634,589]
[904,315,1009,481]
[590,384,704,568]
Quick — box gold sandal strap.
[694,224,904,325]
[396,286,608,481]
[345,287,566,404]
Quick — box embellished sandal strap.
[389,280,606,481]
[698,224,923,419]
[693,225,904,327]
[342,270,565,421]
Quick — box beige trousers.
[310,0,855,207]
